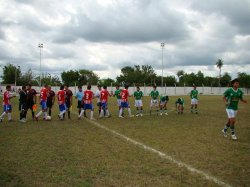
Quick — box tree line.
[1,63,250,88]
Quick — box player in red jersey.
[119,84,133,118]
[35,84,49,121]
[64,85,73,119]
[0,85,16,122]
[99,85,112,118]
[79,85,95,120]
[57,85,66,120]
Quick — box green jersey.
[175,98,184,106]
[190,89,198,99]
[150,90,159,100]
[160,95,169,102]
[114,89,121,99]
[134,91,143,100]
[224,87,243,110]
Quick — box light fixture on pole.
[38,43,43,87]
[161,43,165,89]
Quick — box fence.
[3,85,249,96]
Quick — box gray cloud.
[0,0,249,79]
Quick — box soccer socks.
[32,111,35,119]
[230,125,235,135]
[7,113,12,121]
[0,112,6,119]
[99,110,104,118]
[119,108,123,117]
[68,111,71,119]
[49,109,52,116]
[79,110,85,118]
[36,111,43,118]
[59,110,66,118]
[43,112,47,119]
[106,110,110,117]
[128,108,132,116]
[223,123,230,132]
[90,111,94,119]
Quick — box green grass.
[0,95,249,186]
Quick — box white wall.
[1,85,249,96]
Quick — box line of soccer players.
[0,83,207,122]
[0,79,247,141]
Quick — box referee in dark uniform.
[19,86,27,122]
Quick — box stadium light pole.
[38,43,43,87]
[161,43,165,89]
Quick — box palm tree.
[216,59,223,86]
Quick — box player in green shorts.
[134,86,143,116]
[159,95,169,115]
[190,85,199,114]
[222,79,247,140]
[150,85,159,115]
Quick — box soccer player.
[114,85,122,115]
[222,79,247,140]
[150,85,159,115]
[26,84,37,120]
[190,85,199,114]
[95,85,102,115]
[79,85,95,120]
[75,86,83,115]
[99,85,111,118]
[35,84,49,121]
[0,85,16,122]
[133,86,143,116]
[159,95,169,115]
[175,98,184,114]
[64,85,73,119]
[119,84,133,118]
[57,85,66,120]
[19,86,27,122]
[47,85,55,117]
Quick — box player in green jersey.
[175,98,184,114]
[133,86,143,116]
[150,85,159,115]
[114,85,122,115]
[190,85,199,114]
[222,79,247,140]
[159,95,169,115]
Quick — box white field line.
[72,111,231,187]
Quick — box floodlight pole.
[161,43,165,89]
[38,43,43,87]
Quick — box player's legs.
[35,101,47,120]
[77,101,82,115]
[58,104,66,120]
[66,102,71,119]
[223,109,238,139]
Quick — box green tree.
[1,64,21,85]
[78,69,99,85]
[61,70,80,86]
[220,73,231,87]
[238,72,250,88]
[216,59,223,86]
[99,78,115,86]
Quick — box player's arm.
[240,98,247,103]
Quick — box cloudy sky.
[0,0,250,80]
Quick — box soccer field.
[0,95,249,187]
